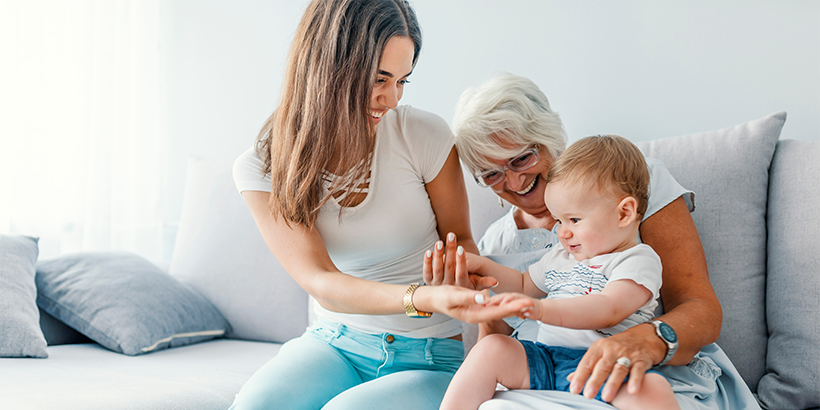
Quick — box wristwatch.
[403,283,433,318]
[649,320,678,366]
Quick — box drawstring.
[376,334,395,377]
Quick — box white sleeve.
[233,147,272,193]
[644,157,695,220]
[605,245,663,301]
[401,106,455,183]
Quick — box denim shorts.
[519,340,602,400]
[520,340,665,403]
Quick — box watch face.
[659,322,678,343]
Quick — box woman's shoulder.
[391,105,452,138]
[233,146,272,193]
[643,156,695,218]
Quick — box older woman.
[430,73,759,409]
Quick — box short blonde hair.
[547,135,650,215]
[452,72,567,176]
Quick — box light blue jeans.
[229,319,464,410]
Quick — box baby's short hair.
[547,135,649,215]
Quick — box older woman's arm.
[569,196,722,402]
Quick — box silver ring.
[615,357,632,369]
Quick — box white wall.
[159,0,819,244]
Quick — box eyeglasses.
[474,144,540,188]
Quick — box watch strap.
[403,283,432,318]
[650,320,678,366]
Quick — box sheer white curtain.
[0,0,167,261]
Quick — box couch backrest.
[637,112,784,392]
[758,139,820,409]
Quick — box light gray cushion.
[0,235,47,358]
[36,251,229,356]
[637,111,786,391]
[758,139,820,409]
[169,157,308,343]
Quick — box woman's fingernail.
[457,246,464,255]
[448,233,455,242]
[436,241,443,250]
[426,250,432,258]
[491,281,499,289]
[474,294,486,304]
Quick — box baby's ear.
[617,196,639,227]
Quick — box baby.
[441,135,679,410]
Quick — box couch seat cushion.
[0,339,281,410]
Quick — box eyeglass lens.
[479,148,538,187]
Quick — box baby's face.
[544,180,635,261]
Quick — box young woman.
[229,1,516,409]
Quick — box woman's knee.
[230,335,361,409]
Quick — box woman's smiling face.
[484,142,554,218]
[368,36,414,125]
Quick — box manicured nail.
[426,250,432,258]
[457,246,464,255]
[474,294,486,304]
[491,281,499,289]
[436,241,443,250]
[448,233,455,242]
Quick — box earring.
[498,197,504,208]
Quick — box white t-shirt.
[233,105,462,339]
[527,243,662,349]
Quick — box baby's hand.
[487,292,541,320]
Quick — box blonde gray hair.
[452,72,567,176]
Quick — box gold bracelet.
[403,283,432,318]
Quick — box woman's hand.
[413,285,522,324]
[567,323,665,403]
[422,232,497,290]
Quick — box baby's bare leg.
[610,372,680,410]
[440,335,531,410]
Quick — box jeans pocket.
[310,324,339,343]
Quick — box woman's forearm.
[652,295,721,364]
[640,196,722,364]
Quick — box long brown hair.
[256,0,421,228]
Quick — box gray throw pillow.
[169,157,308,343]
[758,139,820,409]
[36,251,229,355]
[0,235,48,358]
[637,111,786,391]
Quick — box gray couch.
[1,112,817,410]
